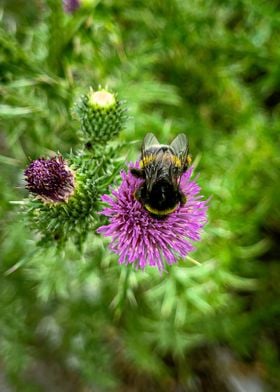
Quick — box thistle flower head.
[24,156,75,203]
[63,0,80,13]
[98,164,208,271]
[24,150,123,249]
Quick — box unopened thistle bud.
[24,157,75,203]
[74,87,127,146]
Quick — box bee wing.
[142,133,160,153]
[170,133,189,169]
[141,133,160,190]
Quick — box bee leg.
[130,168,145,178]
[134,186,144,202]
[179,190,187,205]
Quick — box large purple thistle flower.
[97,164,208,271]
[24,156,75,203]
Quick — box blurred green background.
[0,0,279,391]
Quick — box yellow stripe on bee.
[140,154,183,168]
[144,203,179,216]
[171,156,182,167]
[140,155,156,168]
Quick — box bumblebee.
[131,133,191,218]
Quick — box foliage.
[0,0,279,390]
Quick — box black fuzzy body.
[131,133,189,218]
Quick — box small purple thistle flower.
[97,164,208,271]
[63,0,80,13]
[24,156,75,203]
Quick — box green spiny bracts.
[74,87,127,146]
[24,151,123,249]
